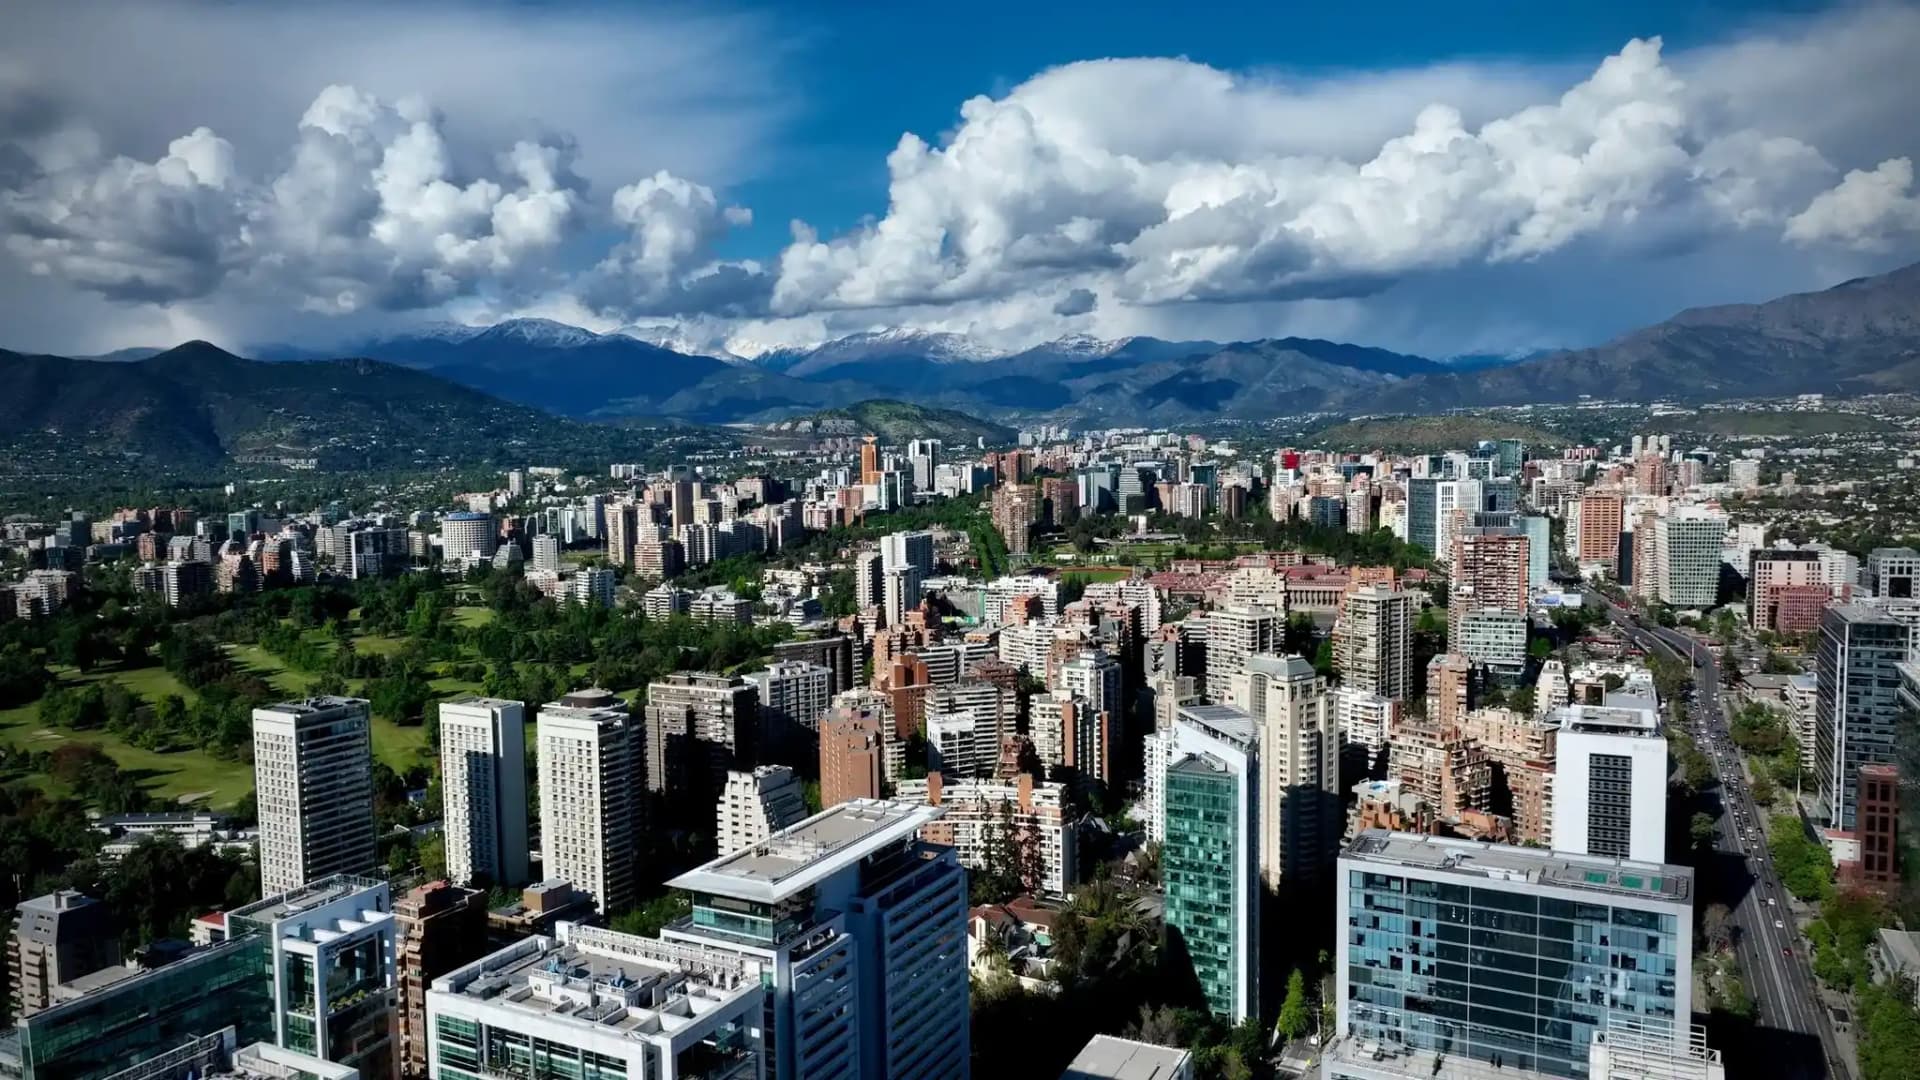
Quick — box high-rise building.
[1427,653,1476,729]
[1851,763,1900,891]
[437,697,529,888]
[1406,478,1439,554]
[819,697,887,808]
[252,697,378,896]
[1433,479,1482,560]
[1162,704,1260,1023]
[603,501,637,567]
[1748,549,1824,631]
[1339,586,1412,701]
[747,660,826,760]
[1817,603,1908,830]
[394,880,490,1080]
[1654,509,1727,609]
[228,875,398,1080]
[1448,527,1528,647]
[1455,608,1529,679]
[773,635,858,695]
[715,765,808,856]
[1866,546,1920,598]
[529,534,562,573]
[536,690,640,913]
[1336,831,1693,1080]
[902,772,1079,896]
[645,672,760,804]
[665,800,969,1080]
[1573,492,1624,574]
[427,923,767,1080]
[859,435,880,487]
[439,511,496,561]
[1229,655,1338,888]
[990,483,1041,556]
[1550,702,1668,863]
[1203,606,1283,702]
[9,891,119,1018]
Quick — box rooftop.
[228,874,387,929]
[1061,1034,1192,1080]
[669,798,941,903]
[254,695,369,718]
[1174,703,1256,748]
[436,924,758,1042]
[1345,829,1692,904]
[1554,703,1660,736]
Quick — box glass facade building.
[4,938,274,1080]
[1815,603,1908,830]
[1164,757,1243,1019]
[1338,831,1692,1080]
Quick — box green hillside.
[762,399,1015,446]
[1310,414,1566,451]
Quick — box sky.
[3,0,1919,359]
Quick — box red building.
[1856,764,1900,890]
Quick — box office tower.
[1426,653,1475,729]
[439,511,495,560]
[1335,831,1692,1080]
[1203,605,1283,702]
[859,434,880,486]
[1551,702,1668,862]
[427,923,765,1080]
[9,891,119,1018]
[1406,478,1438,553]
[1340,586,1412,701]
[1433,479,1482,559]
[1448,527,1528,647]
[1162,705,1260,1022]
[530,534,562,573]
[1521,514,1550,591]
[664,801,969,1080]
[1867,546,1920,598]
[252,697,378,896]
[394,880,490,1080]
[228,875,398,1079]
[1230,655,1339,887]
[1817,604,1908,829]
[990,482,1041,556]
[1747,548,1825,631]
[2,933,276,1080]
[603,501,637,567]
[437,697,530,888]
[536,690,640,914]
[1653,509,1727,609]
[716,765,808,856]
[747,660,826,757]
[645,672,760,803]
[901,772,1078,895]
[819,699,887,808]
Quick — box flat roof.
[1344,829,1691,904]
[1554,703,1660,736]
[1061,1034,1192,1080]
[253,695,369,717]
[1175,703,1256,747]
[229,874,385,925]
[668,799,940,903]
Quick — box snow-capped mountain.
[470,317,602,349]
[614,324,746,363]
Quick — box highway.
[1601,602,1851,1079]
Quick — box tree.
[1703,903,1733,953]
[1278,968,1311,1041]
[1690,812,1718,849]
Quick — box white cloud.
[1785,157,1920,251]
[766,29,1915,317]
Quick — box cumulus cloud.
[1052,287,1098,316]
[766,34,1902,315]
[579,170,769,319]
[2,83,588,311]
[1785,157,1920,251]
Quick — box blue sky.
[2,0,1916,358]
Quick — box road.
[1600,601,1850,1079]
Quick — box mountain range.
[0,341,670,468]
[23,259,1920,430]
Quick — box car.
[1783,947,1793,958]
[1767,897,1776,906]
[1774,919,1785,929]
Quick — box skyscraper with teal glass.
[1162,704,1259,1023]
